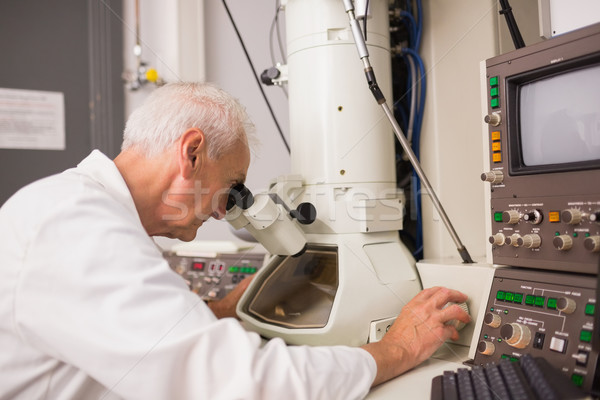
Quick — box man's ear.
[178,128,206,179]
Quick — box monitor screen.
[519,64,600,166]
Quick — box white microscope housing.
[226,0,422,346]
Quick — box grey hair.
[122,82,255,159]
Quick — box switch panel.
[473,267,597,392]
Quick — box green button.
[505,292,515,302]
[571,374,584,387]
[490,76,499,86]
[490,87,499,97]
[510,356,519,363]
[580,330,592,343]
[250,267,257,274]
[491,98,500,108]
[534,296,545,307]
[229,266,239,273]
[494,212,503,222]
[513,293,523,304]
[501,354,509,359]
[525,295,535,305]
[585,303,595,316]
[497,290,506,301]
[547,298,557,310]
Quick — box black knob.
[500,324,514,340]
[260,67,280,86]
[226,183,254,211]
[290,202,317,225]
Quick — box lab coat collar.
[76,150,139,219]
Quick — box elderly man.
[0,82,469,399]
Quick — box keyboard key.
[442,370,459,400]
[470,366,493,400]
[482,363,511,399]
[456,368,475,400]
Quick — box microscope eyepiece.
[227,183,254,211]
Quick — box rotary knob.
[553,235,573,251]
[584,236,600,252]
[481,171,504,184]
[500,323,531,349]
[489,233,506,246]
[557,297,577,314]
[523,210,543,225]
[562,209,583,225]
[517,234,542,249]
[505,233,522,247]
[484,312,501,328]
[502,210,520,224]
[484,113,501,126]
[477,341,496,356]
[590,212,600,222]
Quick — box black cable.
[498,0,525,49]
[362,0,370,41]
[222,0,291,153]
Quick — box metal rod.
[344,0,473,263]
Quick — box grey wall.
[0,0,124,205]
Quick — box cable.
[362,0,370,41]
[269,0,286,65]
[222,0,291,153]
[498,0,525,49]
[269,0,288,99]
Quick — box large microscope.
[226,0,458,347]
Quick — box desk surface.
[366,343,470,399]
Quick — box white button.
[549,336,566,353]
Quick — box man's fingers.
[430,287,468,309]
[442,303,471,324]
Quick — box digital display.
[192,262,205,271]
[519,64,600,166]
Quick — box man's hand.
[206,276,254,319]
[361,286,470,387]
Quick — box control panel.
[481,23,600,274]
[473,267,597,392]
[487,196,600,274]
[163,251,266,301]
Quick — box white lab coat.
[0,150,376,400]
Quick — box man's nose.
[211,196,228,220]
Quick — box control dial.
[484,113,501,126]
[562,208,583,225]
[489,233,506,246]
[502,210,520,224]
[584,236,600,252]
[553,235,573,251]
[557,297,577,314]
[517,234,542,249]
[484,312,501,328]
[477,341,496,356]
[522,209,543,225]
[481,171,504,184]
[505,233,522,247]
[500,323,531,349]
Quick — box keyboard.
[431,354,588,400]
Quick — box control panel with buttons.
[163,251,266,301]
[473,267,597,392]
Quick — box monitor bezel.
[506,52,600,176]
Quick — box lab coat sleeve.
[14,189,376,399]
